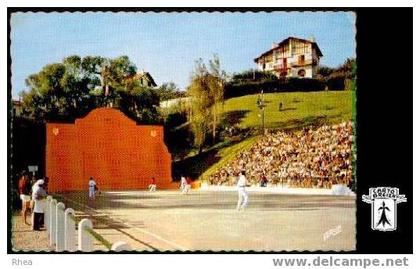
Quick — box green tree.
[98,56,137,106]
[316,65,334,79]
[23,63,67,121]
[187,59,211,152]
[187,56,226,151]
[329,58,356,79]
[231,69,277,82]
[62,55,97,117]
[20,55,160,124]
[119,86,161,124]
[207,55,226,143]
[156,82,185,101]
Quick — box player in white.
[88,177,97,200]
[180,175,191,194]
[149,177,157,192]
[236,171,248,211]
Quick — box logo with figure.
[362,187,407,231]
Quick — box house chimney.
[309,36,315,42]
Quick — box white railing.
[45,196,51,231]
[49,198,57,246]
[44,196,131,252]
[78,219,93,252]
[64,208,76,252]
[55,202,65,251]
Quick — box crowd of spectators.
[208,121,354,188]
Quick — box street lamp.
[257,90,266,135]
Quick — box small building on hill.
[123,71,157,88]
[254,37,323,78]
[12,99,23,117]
[136,71,157,87]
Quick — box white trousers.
[181,184,191,194]
[89,187,95,199]
[149,184,157,192]
[237,187,248,210]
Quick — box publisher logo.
[362,187,407,231]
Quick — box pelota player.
[236,171,248,211]
[88,177,97,200]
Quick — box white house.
[254,37,323,78]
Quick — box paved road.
[58,190,356,252]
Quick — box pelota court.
[56,190,356,252]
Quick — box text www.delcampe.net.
[272,256,409,268]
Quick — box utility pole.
[257,90,266,135]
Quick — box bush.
[344,78,356,91]
[225,77,326,98]
[165,111,187,129]
[231,70,278,81]
[326,76,346,91]
[284,77,325,91]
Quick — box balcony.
[273,63,288,70]
[289,60,316,67]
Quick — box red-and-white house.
[254,37,323,78]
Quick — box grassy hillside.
[222,91,353,130]
[199,135,260,181]
[174,90,355,181]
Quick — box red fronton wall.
[46,108,173,192]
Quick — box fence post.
[64,208,76,252]
[49,199,57,247]
[45,196,52,232]
[111,241,131,252]
[55,202,65,252]
[78,219,93,252]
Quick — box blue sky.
[11,12,355,98]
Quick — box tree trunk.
[212,104,217,144]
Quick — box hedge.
[326,76,345,91]
[225,77,327,98]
